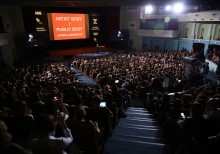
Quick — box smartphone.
[181,112,185,119]
[53,107,60,115]
[99,102,106,107]
[54,97,58,101]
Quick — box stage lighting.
[173,2,184,13]
[145,5,154,14]
[165,5,171,12]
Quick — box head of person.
[74,106,86,122]
[0,120,12,147]
[35,114,57,136]
[190,102,204,119]
[93,95,102,107]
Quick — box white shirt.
[163,77,170,88]
[30,128,73,154]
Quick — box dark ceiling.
[0,0,217,8]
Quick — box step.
[126,112,155,119]
[113,125,163,138]
[119,118,158,126]
[126,116,156,121]
[119,123,160,129]
[104,138,166,154]
[113,134,165,144]
[127,107,147,111]
[126,109,151,114]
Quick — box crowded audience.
[0,49,219,154]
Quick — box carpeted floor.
[104,103,166,154]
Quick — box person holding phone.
[52,96,69,121]
[30,113,73,154]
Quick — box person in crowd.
[68,105,103,154]
[199,62,209,85]
[0,120,32,154]
[30,113,73,154]
[1,49,220,154]
[211,52,220,63]
[72,106,101,135]
[203,98,220,129]
[216,63,220,86]
[177,103,209,154]
[162,73,170,92]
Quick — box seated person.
[0,120,31,154]
[30,113,73,154]
[211,52,220,63]
[67,106,103,154]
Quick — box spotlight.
[145,5,154,14]
[165,5,171,12]
[173,2,184,13]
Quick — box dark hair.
[74,106,86,121]
[93,95,102,106]
[191,103,204,119]
[74,93,83,106]
[35,114,56,134]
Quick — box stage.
[49,46,111,57]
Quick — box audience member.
[30,113,73,154]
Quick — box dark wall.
[21,6,120,51]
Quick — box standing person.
[203,62,209,84]
[200,62,209,85]
[94,38,99,54]
[216,63,220,86]
[30,113,73,154]
[96,43,99,54]
[177,103,209,154]
[162,73,170,92]
[151,75,162,93]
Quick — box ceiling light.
[145,5,154,14]
[165,5,171,12]
[173,2,184,13]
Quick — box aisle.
[104,107,166,154]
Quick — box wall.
[151,38,165,50]
[178,40,193,51]
[0,6,25,66]
[184,11,220,22]
[164,39,179,51]
[195,23,211,40]
[184,23,196,39]
[120,6,142,50]
[142,37,216,55]
[142,38,188,51]
[122,7,220,52]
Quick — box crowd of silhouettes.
[0,49,219,154]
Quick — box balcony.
[138,29,180,38]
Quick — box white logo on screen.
[93,19,98,24]
[36,18,40,23]
[35,11,42,15]
[93,32,98,36]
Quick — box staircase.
[104,107,166,154]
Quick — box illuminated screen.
[48,13,90,40]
